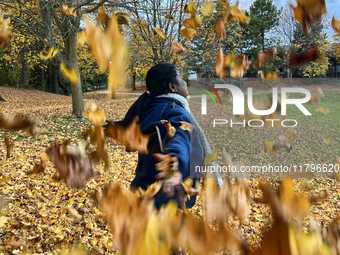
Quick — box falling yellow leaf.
[77,31,87,46]
[204,151,219,165]
[215,18,226,40]
[62,5,77,17]
[160,120,176,138]
[200,1,214,16]
[0,12,12,49]
[178,121,195,132]
[228,2,250,24]
[153,27,166,39]
[183,2,197,14]
[139,180,164,199]
[182,12,203,29]
[39,47,60,60]
[172,41,186,53]
[180,27,197,41]
[332,15,340,33]
[60,62,79,85]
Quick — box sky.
[232,0,340,20]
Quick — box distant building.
[325,57,340,78]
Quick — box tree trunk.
[54,67,58,94]
[48,62,53,92]
[132,73,136,90]
[21,45,29,87]
[66,30,84,118]
[41,67,45,91]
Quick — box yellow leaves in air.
[153,27,166,39]
[153,153,179,179]
[216,49,251,78]
[183,12,203,29]
[180,27,197,41]
[160,120,176,138]
[254,48,277,70]
[178,121,195,132]
[0,112,38,137]
[180,1,207,41]
[172,41,186,53]
[224,1,250,25]
[84,13,128,97]
[280,179,310,218]
[289,0,327,34]
[97,5,110,26]
[104,116,151,154]
[138,180,164,199]
[332,15,340,33]
[315,107,329,115]
[39,46,60,60]
[83,100,106,126]
[204,150,218,165]
[62,5,77,17]
[215,18,226,40]
[77,31,87,46]
[0,9,12,49]
[200,1,214,16]
[264,140,275,155]
[183,2,197,14]
[60,62,79,85]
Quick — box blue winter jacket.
[131,96,204,209]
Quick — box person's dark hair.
[121,63,178,127]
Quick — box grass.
[190,89,340,178]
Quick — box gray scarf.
[156,93,223,186]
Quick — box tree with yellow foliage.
[0,0,136,118]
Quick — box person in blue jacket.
[105,63,216,209]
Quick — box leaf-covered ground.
[0,86,339,254]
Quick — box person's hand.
[162,171,183,197]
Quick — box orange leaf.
[254,48,276,70]
[332,15,340,33]
[104,116,150,154]
[178,121,195,132]
[172,41,186,53]
[62,5,77,17]
[215,18,226,40]
[160,120,176,138]
[290,46,321,67]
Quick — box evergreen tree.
[248,0,282,52]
